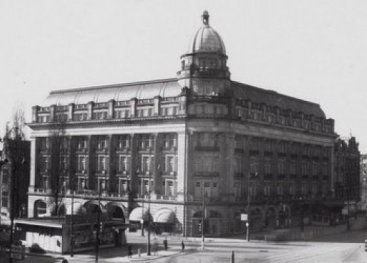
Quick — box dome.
[187,11,226,55]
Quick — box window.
[264,184,271,196]
[97,156,107,172]
[118,155,129,173]
[1,190,8,207]
[165,155,176,173]
[77,156,87,172]
[119,179,129,195]
[250,158,259,177]
[117,135,130,150]
[2,172,8,184]
[290,161,296,176]
[97,178,108,192]
[116,109,130,119]
[93,111,107,120]
[96,136,107,150]
[60,157,68,172]
[141,155,153,173]
[278,160,285,175]
[78,177,88,191]
[142,179,153,195]
[138,135,153,150]
[264,159,271,176]
[77,138,87,150]
[163,134,177,149]
[164,180,175,197]
[234,181,241,199]
[39,138,49,151]
[40,156,49,173]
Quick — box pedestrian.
[181,240,185,251]
[163,238,168,251]
[128,244,132,258]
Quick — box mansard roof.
[42,78,326,118]
[43,78,181,106]
[232,81,326,118]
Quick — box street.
[3,229,367,263]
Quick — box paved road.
[5,229,367,263]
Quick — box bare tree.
[49,114,67,216]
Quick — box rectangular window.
[165,155,176,173]
[119,179,129,195]
[118,155,129,173]
[40,156,49,173]
[141,155,152,173]
[77,156,87,172]
[117,135,130,149]
[78,177,88,191]
[97,156,107,172]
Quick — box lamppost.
[70,176,75,257]
[146,178,151,256]
[246,172,251,242]
[201,192,206,250]
[95,181,102,263]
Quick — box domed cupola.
[177,11,231,96]
[188,10,226,55]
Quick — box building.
[359,154,367,209]
[334,137,361,203]
[27,11,337,238]
[0,137,30,225]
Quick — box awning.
[129,207,150,222]
[153,209,175,224]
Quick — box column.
[108,135,117,194]
[28,138,37,193]
[152,133,161,198]
[87,102,94,120]
[153,96,161,116]
[176,131,187,202]
[108,100,115,119]
[87,135,95,190]
[68,103,74,121]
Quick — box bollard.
[365,240,367,252]
[231,250,235,263]
[138,248,141,257]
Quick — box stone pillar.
[176,131,187,202]
[222,133,235,202]
[68,136,75,193]
[32,106,40,123]
[178,94,187,115]
[153,96,161,116]
[68,103,74,121]
[108,100,115,119]
[152,133,161,198]
[87,102,94,120]
[130,134,138,196]
[108,135,117,194]
[50,104,56,122]
[87,136,95,190]
[130,98,137,117]
[28,138,37,193]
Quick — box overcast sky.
[1,0,366,153]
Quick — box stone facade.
[27,11,338,236]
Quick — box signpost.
[241,213,250,242]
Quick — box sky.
[0,0,366,153]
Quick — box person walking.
[163,238,168,251]
[127,245,132,258]
[181,240,185,251]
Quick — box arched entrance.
[34,200,47,218]
[106,202,126,222]
[83,201,103,214]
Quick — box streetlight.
[201,192,206,250]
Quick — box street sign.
[240,213,248,221]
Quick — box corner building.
[28,11,337,236]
